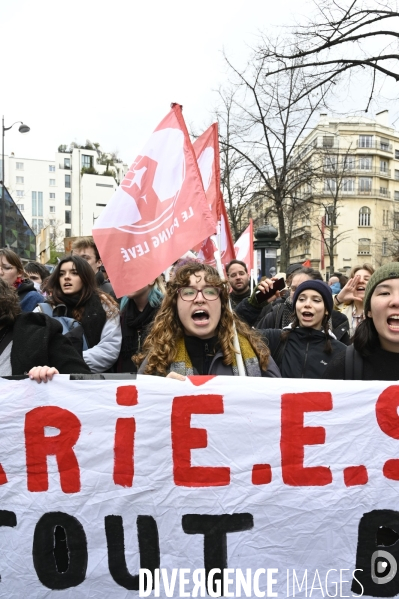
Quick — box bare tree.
[258,0,399,112]
[220,51,330,270]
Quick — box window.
[81,154,93,168]
[322,136,334,148]
[49,165,55,172]
[325,206,336,226]
[49,206,56,213]
[65,174,71,188]
[65,211,71,224]
[16,190,24,197]
[343,155,355,170]
[65,192,71,205]
[380,138,390,151]
[64,158,71,169]
[359,156,372,170]
[383,210,389,225]
[324,155,338,170]
[50,192,55,199]
[65,229,71,238]
[382,239,388,256]
[32,219,38,235]
[324,178,337,192]
[395,191,399,201]
[38,191,43,217]
[16,176,24,184]
[49,219,56,226]
[342,178,355,192]
[16,162,24,170]
[49,179,56,186]
[359,135,373,148]
[16,204,24,211]
[358,238,371,254]
[32,191,37,217]
[359,206,371,226]
[380,186,388,196]
[359,177,372,192]
[38,219,43,232]
[395,213,399,230]
[395,170,399,181]
[380,160,389,173]
[396,150,399,160]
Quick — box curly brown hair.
[136,262,270,375]
[0,279,21,327]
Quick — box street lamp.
[1,117,30,247]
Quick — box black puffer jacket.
[260,327,346,379]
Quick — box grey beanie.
[364,262,399,314]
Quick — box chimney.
[376,110,389,126]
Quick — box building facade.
[2,146,128,249]
[284,111,399,277]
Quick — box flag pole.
[212,227,246,377]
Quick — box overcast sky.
[2,0,398,166]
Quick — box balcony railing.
[356,140,393,153]
[59,163,72,170]
[323,167,391,177]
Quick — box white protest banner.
[0,374,398,598]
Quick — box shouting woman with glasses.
[136,262,281,378]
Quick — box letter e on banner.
[376,386,399,480]
[171,395,230,487]
[25,407,81,493]
[281,392,333,486]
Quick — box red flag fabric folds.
[93,104,215,297]
[234,220,254,272]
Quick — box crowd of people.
[0,237,398,383]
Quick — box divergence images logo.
[371,550,397,585]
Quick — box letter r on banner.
[171,395,230,486]
[25,407,81,493]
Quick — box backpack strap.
[38,302,54,316]
[345,344,363,379]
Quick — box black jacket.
[95,270,116,300]
[260,327,346,379]
[10,312,91,375]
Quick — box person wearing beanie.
[237,278,346,378]
[324,262,399,380]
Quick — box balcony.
[59,163,72,170]
[322,167,391,178]
[356,140,393,153]
[291,225,311,239]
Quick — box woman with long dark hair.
[0,249,43,311]
[324,262,399,380]
[136,262,280,378]
[37,255,121,373]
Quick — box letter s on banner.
[171,395,230,487]
[281,392,333,486]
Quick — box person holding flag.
[136,262,281,378]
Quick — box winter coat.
[16,280,43,312]
[4,312,91,375]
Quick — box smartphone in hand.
[255,278,286,304]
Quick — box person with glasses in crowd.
[136,262,281,378]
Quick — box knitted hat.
[363,262,399,314]
[292,280,333,316]
[286,263,303,278]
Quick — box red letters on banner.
[171,394,231,487]
[376,385,399,480]
[25,407,81,493]
[281,392,333,486]
[113,386,139,487]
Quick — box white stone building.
[2,146,128,244]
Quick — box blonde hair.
[136,262,270,376]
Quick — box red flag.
[234,220,254,271]
[302,259,312,267]
[196,195,235,269]
[192,123,221,223]
[93,104,216,297]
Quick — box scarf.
[281,297,294,328]
[52,292,106,349]
[169,334,262,376]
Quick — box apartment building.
[284,110,399,276]
[2,146,128,244]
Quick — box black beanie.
[292,280,333,316]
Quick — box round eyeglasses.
[177,286,221,301]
